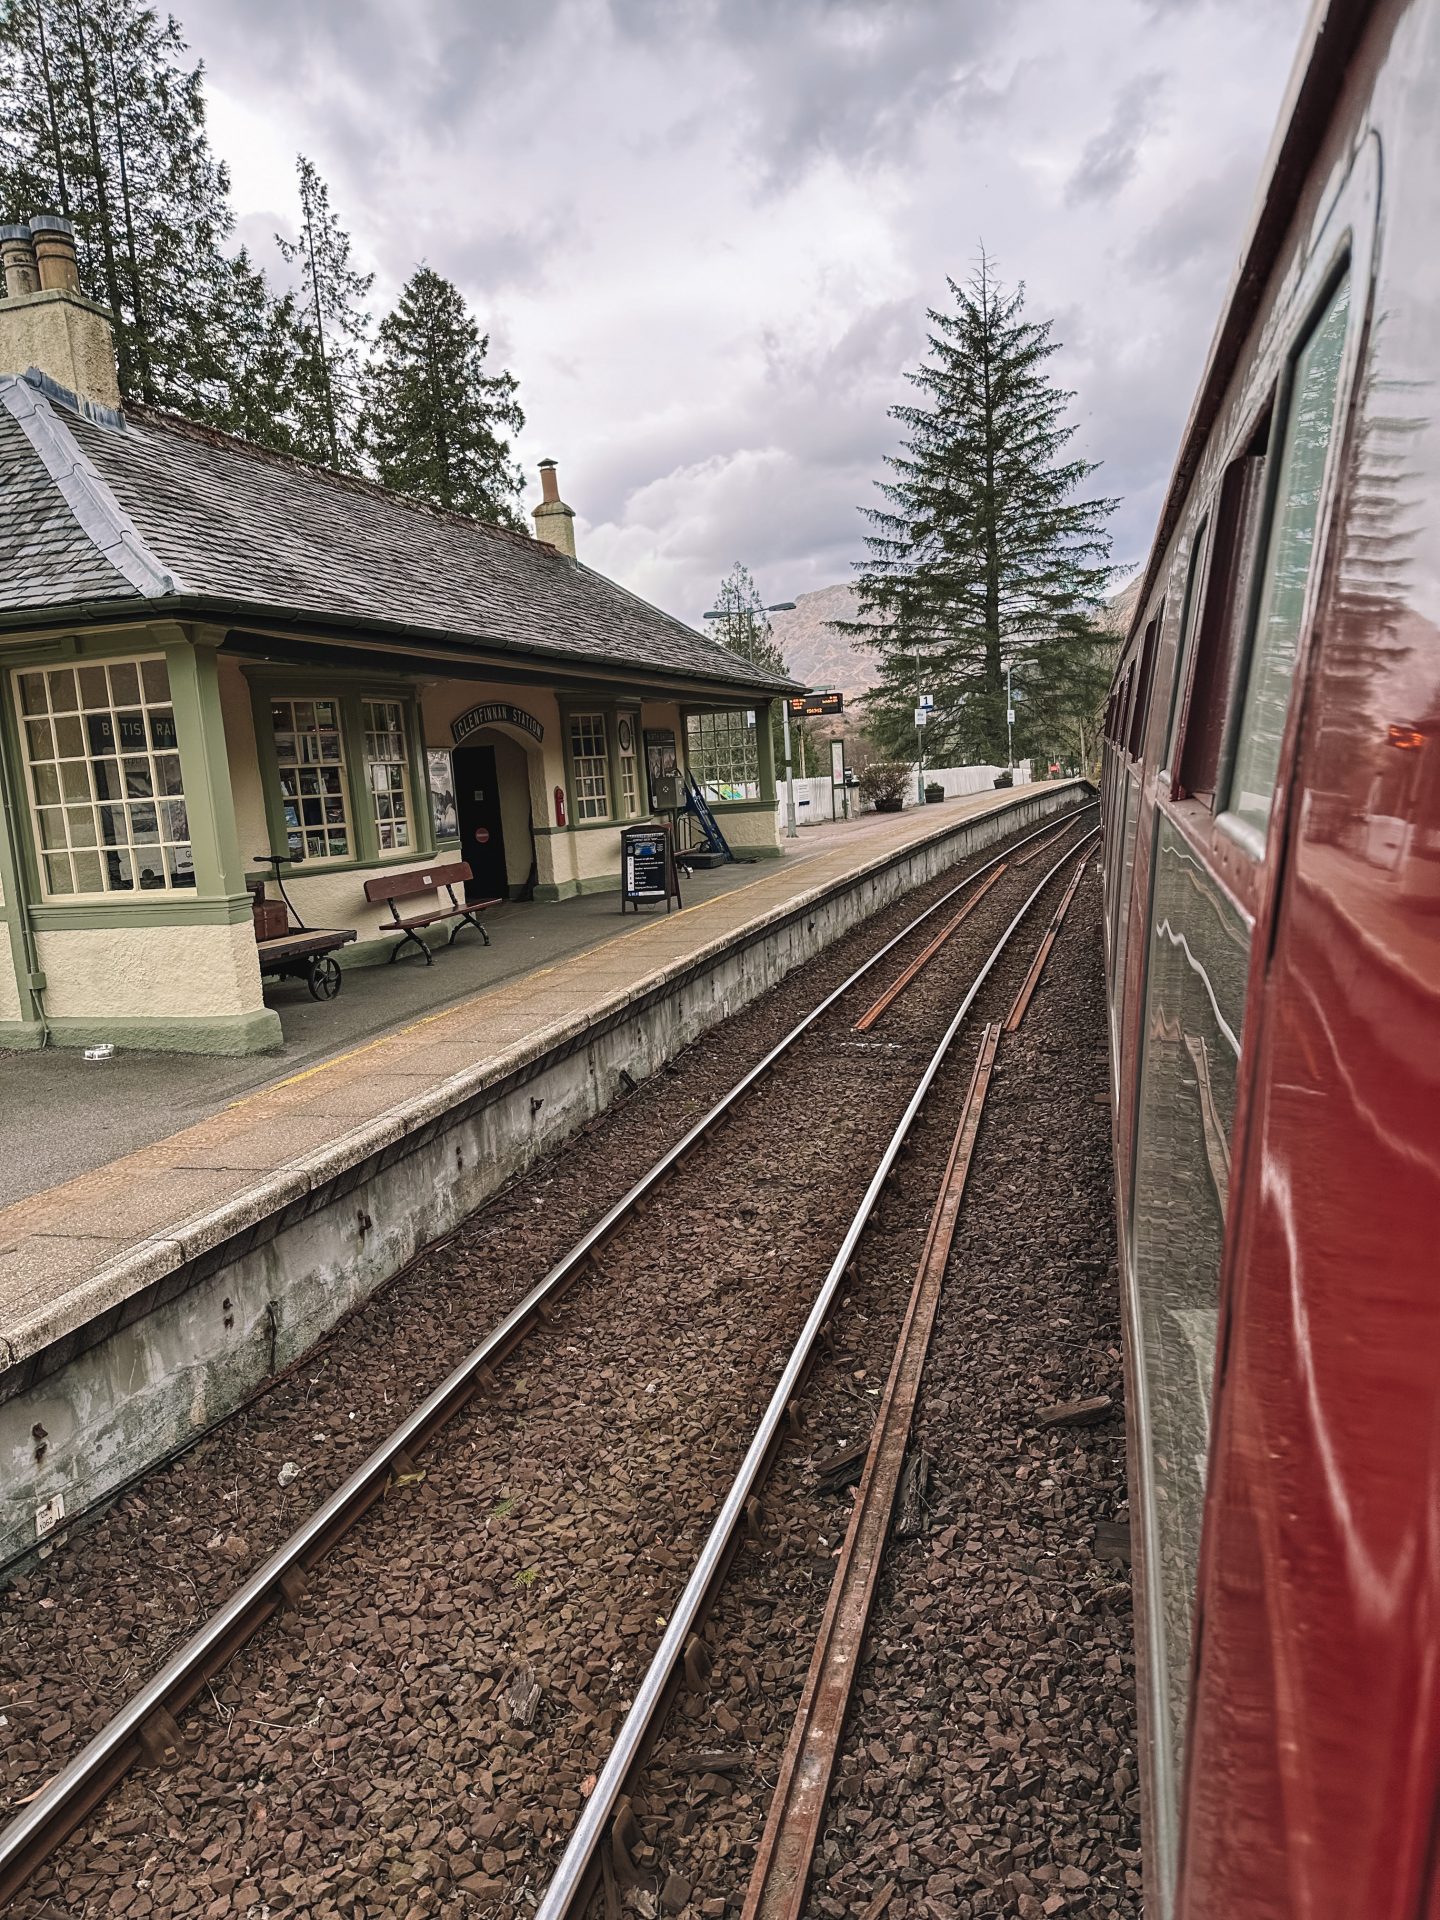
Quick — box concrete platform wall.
[0,783,1085,1573]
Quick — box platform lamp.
[703,599,800,838]
[1005,656,1038,777]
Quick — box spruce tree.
[363,265,525,525]
[277,155,372,470]
[849,254,1115,769]
[0,0,304,439]
[708,562,788,676]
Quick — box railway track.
[534,832,1098,1919]
[0,803,1097,1915]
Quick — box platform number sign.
[621,821,682,914]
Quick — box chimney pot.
[0,211,120,411]
[532,459,577,560]
[0,224,39,299]
[29,214,81,293]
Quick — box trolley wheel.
[307,955,342,1001]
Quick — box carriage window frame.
[1217,266,1353,854]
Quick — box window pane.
[78,665,109,708]
[1129,816,1251,1811]
[271,696,352,861]
[108,661,140,705]
[14,657,186,897]
[1229,276,1350,836]
[685,708,760,800]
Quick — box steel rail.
[1003,839,1096,1031]
[0,799,1093,1905]
[534,833,1095,1920]
[743,1020,1002,1919]
[852,863,1009,1032]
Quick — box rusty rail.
[1003,838,1096,1032]
[853,865,1008,1032]
[742,1020,1001,1919]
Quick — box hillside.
[767,584,874,699]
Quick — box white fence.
[776,762,1032,826]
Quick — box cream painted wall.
[36,919,266,1019]
[0,923,21,1023]
[715,806,782,851]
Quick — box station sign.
[788,690,845,717]
[452,702,545,744]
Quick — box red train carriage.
[1101,1,1440,1913]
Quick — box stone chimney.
[531,458,577,560]
[0,216,121,412]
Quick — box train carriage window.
[1226,273,1351,838]
[1163,519,1209,773]
[1127,606,1164,761]
[1176,425,1271,807]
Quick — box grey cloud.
[1066,71,1166,205]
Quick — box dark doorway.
[454,744,508,901]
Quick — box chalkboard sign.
[621,822,681,913]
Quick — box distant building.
[0,217,791,1055]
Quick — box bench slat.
[364,860,471,905]
[391,898,501,931]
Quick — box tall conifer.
[849,255,1115,768]
[0,0,308,440]
[363,265,524,524]
[277,155,372,470]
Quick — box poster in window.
[149,710,178,751]
[427,748,458,840]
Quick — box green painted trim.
[0,622,192,669]
[241,848,433,889]
[731,842,784,860]
[334,933,396,971]
[246,674,436,875]
[533,818,627,838]
[29,892,253,930]
[45,1007,284,1056]
[755,699,778,804]
[161,638,246,899]
[0,679,41,1026]
[0,1016,46,1049]
[557,696,615,828]
[706,798,774,814]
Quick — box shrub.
[857,762,910,810]
[924,782,945,803]
[993,769,1014,789]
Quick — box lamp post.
[703,598,800,837]
[1005,656,1038,778]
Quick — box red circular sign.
[474,827,491,845]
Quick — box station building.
[0,217,790,1055]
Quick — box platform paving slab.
[0,783,1081,1381]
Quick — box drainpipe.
[0,736,49,1045]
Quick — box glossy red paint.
[1103,1,1440,1913]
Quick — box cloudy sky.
[182,0,1309,627]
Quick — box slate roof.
[0,375,793,694]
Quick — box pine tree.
[0,0,304,439]
[849,254,1115,769]
[277,155,372,470]
[363,265,525,525]
[707,562,788,676]
[197,247,310,452]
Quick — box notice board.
[621,822,682,913]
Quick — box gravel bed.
[805,867,1139,1918]
[3,814,1088,1917]
[597,855,1125,1918]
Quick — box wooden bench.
[364,860,501,966]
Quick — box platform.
[0,782,1086,1566]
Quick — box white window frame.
[15,654,194,899]
[568,711,611,821]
